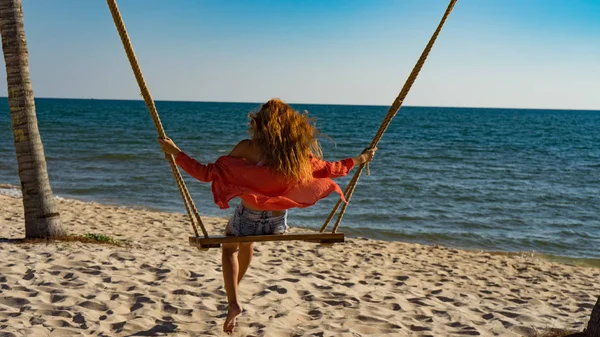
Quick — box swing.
[105,0,458,249]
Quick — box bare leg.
[222,243,242,334]
[237,242,254,284]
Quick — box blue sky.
[2,0,599,109]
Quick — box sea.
[1,98,599,265]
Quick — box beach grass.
[2,233,126,247]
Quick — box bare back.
[228,139,264,165]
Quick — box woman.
[158,98,376,334]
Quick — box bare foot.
[223,303,242,334]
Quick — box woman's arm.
[312,147,377,179]
[158,137,212,182]
[352,148,377,166]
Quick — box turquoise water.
[1,98,599,260]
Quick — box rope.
[321,0,458,233]
[319,171,360,232]
[106,0,208,238]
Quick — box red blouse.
[175,152,355,210]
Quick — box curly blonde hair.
[249,98,323,183]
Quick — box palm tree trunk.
[0,0,63,238]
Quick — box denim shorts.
[225,204,289,236]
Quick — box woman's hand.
[158,137,182,156]
[353,147,378,165]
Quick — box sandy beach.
[0,193,598,336]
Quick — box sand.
[0,193,598,336]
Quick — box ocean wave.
[0,184,21,198]
[81,153,145,161]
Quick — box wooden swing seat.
[189,232,344,249]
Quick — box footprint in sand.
[266,259,283,266]
[281,278,300,283]
[25,291,39,298]
[78,267,103,276]
[498,311,520,319]
[46,319,75,328]
[508,297,528,304]
[358,314,388,323]
[288,269,311,277]
[408,297,431,307]
[50,294,68,303]
[29,316,44,325]
[308,308,323,320]
[130,295,156,312]
[62,272,76,280]
[311,283,332,290]
[267,285,288,294]
[254,289,270,297]
[396,275,409,281]
[296,290,315,302]
[274,312,287,319]
[78,300,108,312]
[432,309,450,319]
[414,314,433,323]
[172,289,201,297]
[456,328,481,335]
[338,282,354,288]
[188,271,204,279]
[72,313,86,324]
[37,310,72,319]
[410,325,432,332]
[0,297,29,308]
[249,322,266,330]
[163,303,193,316]
[436,296,454,303]
[323,300,352,307]
[362,294,379,303]
[22,270,35,281]
[140,264,171,276]
[111,321,127,332]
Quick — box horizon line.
[0,96,599,113]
